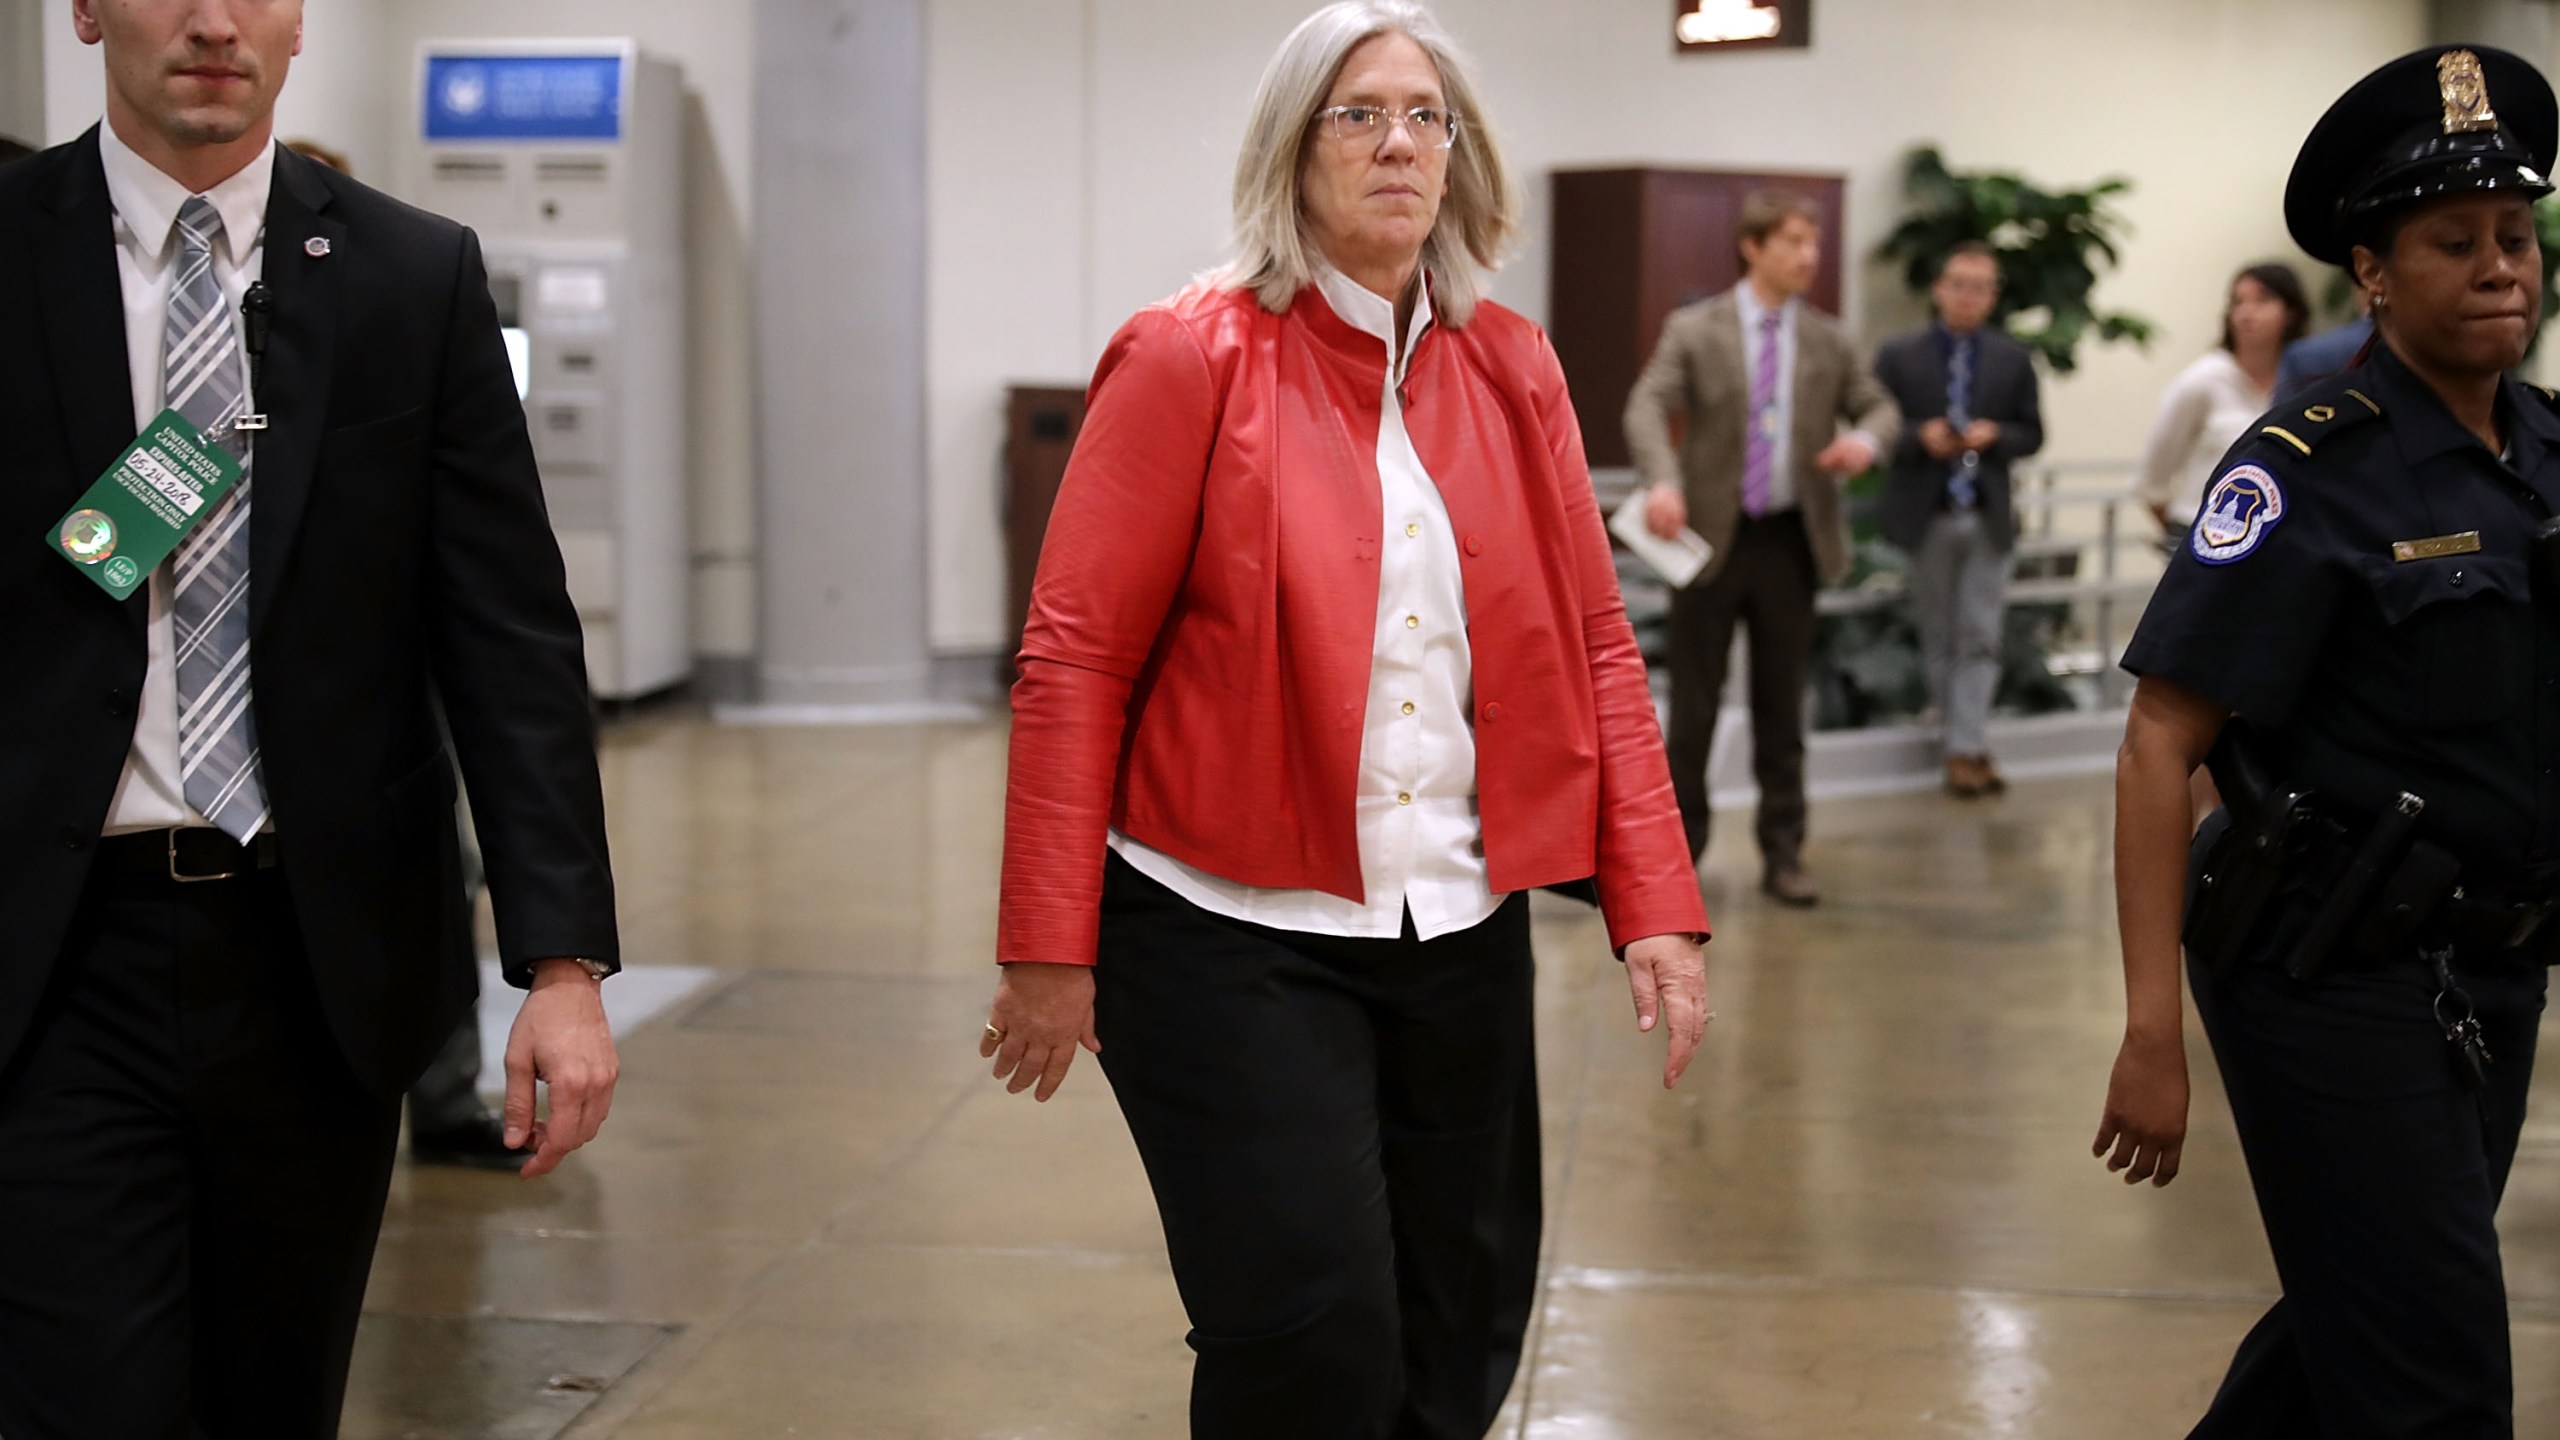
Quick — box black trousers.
[406,1006,488,1132]
[2187,940,2546,1439]
[0,864,404,1439]
[411,795,490,1132]
[1094,854,1541,1440]
[1664,511,1818,866]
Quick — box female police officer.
[2095,46,2560,1438]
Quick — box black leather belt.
[96,828,282,883]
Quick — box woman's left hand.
[981,961,1101,1102]
[1623,933,1711,1089]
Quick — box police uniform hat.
[2285,45,2557,264]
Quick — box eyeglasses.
[1313,105,1461,150]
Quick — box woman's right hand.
[2092,1029,2188,1186]
[1624,933,1710,1089]
[982,962,1101,1102]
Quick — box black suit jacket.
[1870,325,2045,554]
[0,133,617,1096]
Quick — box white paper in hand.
[1608,492,1714,589]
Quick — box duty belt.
[2191,726,2560,976]
[2439,884,2560,954]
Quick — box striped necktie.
[167,195,271,842]
[1742,308,1782,516]
[1947,335,1980,510]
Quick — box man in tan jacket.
[1626,191,1899,905]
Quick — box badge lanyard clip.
[211,281,274,443]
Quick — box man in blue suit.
[2276,287,2375,397]
[1870,242,2046,797]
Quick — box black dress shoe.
[409,1113,530,1171]
[1763,863,1821,908]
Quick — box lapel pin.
[304,236,332,258]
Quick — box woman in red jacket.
[981,4,1710,1434]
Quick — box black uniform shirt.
[2123,340,2560,882]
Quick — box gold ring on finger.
[983,1023,1006,1044]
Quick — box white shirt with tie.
[1731,282,1802,514]
[1108,266,1503,941]
[94,123,276,836]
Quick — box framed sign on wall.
[1674,0,1811,53]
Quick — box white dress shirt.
[1732,282,1802,514]
[95,124,276,835]
[2134,349,2272,528]
[1110,266,1502,941]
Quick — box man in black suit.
[1871,242,2045,797]
[0,3,621,1434]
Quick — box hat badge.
[304,236,332,258]
[2439,49,2499,136]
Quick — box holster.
[2182,729,2312,982]
[2184,791,2313,982]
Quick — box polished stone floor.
[348,710,2560,1438]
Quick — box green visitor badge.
[45,409,244,601]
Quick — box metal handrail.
[1825,459,2157,702]
[1606,457,2163,701]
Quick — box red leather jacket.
[1000,280,1708,962]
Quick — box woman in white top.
[2134,263,2313,532]
[984,5,1709,1435]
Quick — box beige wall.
[924,0,2432,652]
[0,0,42,145]
[43,0,760,666]
[43,0,394,180]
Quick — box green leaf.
[1876,146,2155,372]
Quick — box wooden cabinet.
[1548,167,1846,468]
[1002,384,1088,681]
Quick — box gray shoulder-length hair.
[1222,1,1520,327]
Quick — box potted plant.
[1877,145,2156,373]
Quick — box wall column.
[748,0,941,714]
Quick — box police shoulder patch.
[2191,462,2287,565]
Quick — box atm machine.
[402,39,689,700]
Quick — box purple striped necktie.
[1742,308,1782,516]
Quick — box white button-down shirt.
[95,124,275,835]
[1110,267,1501,940]
[1732,282,1802,515]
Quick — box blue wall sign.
[424,54,624,141]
